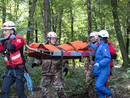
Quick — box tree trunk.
[93,5,97,31]
[72,59,75,68]
[26,0,37,69]
[35,22,38,43]
[44,0,51,41]
[9,2,12,20]
[15,1,19,21]
[41,5,45,43]
[87,0,92,35]
[111,0,128,66]
[126,1,130,57]
[126,19,130,62]
[52,10,58,32]
[58,8,63,44]
[71,7,74,41]
[98,1,105,30]
[2,0,6,23]
[27,0,37,44]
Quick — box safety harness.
[2,34,27,81]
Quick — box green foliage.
[63,66,87,97]
[123,68,130,79]
[108,67,129,96]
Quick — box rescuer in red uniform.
[0,21,27,98]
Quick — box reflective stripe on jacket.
[4,51,23,66]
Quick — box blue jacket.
[89,40,111,76]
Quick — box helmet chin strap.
[49,38,56,45]
[92,41,97,44]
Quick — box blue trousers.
[1,69,27,98]
[95,73,112,98]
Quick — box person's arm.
[99,46,111,67]
[89,44,98,51]
[8,38,24,51]
[109,44,117,59]
[0,44,3,52]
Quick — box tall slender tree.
[2,0,6,23]
[27,0,37,44]
[126,1,130,58]
[70,6,74,41]
[111,0,128,66]
[87,0,92,35]
[93,5,98,31]
[44,0,51,41]
[58,8,63,44]
[98,1,105,30]
[26,0,37,68]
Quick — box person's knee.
[1,88,9,98]
[95,84,102,91]
[1,89,8,95]
[1,85,9,95]
[17,91,27,98]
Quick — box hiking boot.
[107,93,114,98]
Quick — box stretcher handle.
[25,44,53,56]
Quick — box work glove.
[94,63,99,67]
[63,68,68,76]
[24,73,33,95]
[32,63,39,68]
[10,35,16,39]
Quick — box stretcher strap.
[57,46,67,52]
[56,47,63,60]
[67,42,77,51]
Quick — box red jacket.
[0,36,24,52]
[107,40,117,70]
[0,35,25,66]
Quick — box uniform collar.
[98,40,105,45]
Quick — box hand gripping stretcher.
[26,41,95,60]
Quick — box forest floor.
[27,65,130,98]
[6,63,129,98]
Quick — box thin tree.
[70,6,74,41]
[87,0,92,35]
[44,0,51,41]
[27,0,37,44]
[26,0,37,68]
[126,1,130,60]
[111,0,128,66]
[98,0,105,30]
[58,8,63,44]
[2,0,6,23]
[93,5,98,31]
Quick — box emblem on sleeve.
[17,39,21,43]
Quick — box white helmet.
[2,21,16,30]
[90,31,98,39]
[47,32,57,38]
[98,30,109,38]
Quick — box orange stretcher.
[26,41,95,59]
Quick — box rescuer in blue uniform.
[89,31,113,98]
